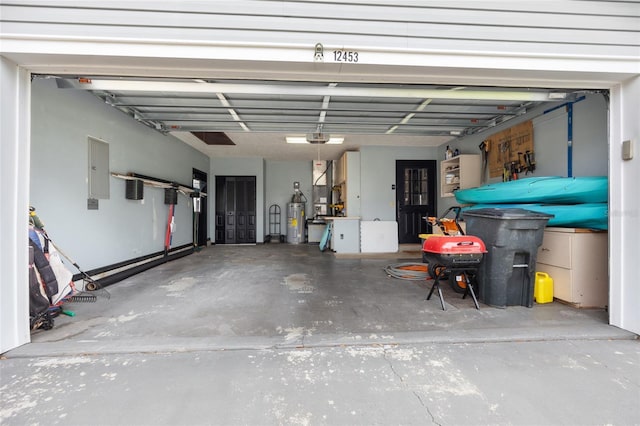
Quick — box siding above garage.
[1,1,639,59]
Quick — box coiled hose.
[384,262,431,280]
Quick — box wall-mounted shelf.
[440,155,481,197]
[111,172,205,196]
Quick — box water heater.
[286,202,305,244]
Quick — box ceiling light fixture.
[63,78,565,102]
[286,136,309,144]
[285,136,344,145]
[287,124,343,144]
[325,137,344,145]
[548,92,568,100]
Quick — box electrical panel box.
[88,136,110,199]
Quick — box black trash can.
[462,208,553,308]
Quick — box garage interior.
[2,2,639,423]
[9,68,634,424]
[25,72,611,306]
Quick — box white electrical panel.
[88,136,110,199]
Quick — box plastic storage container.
[462,208,553,308]
[534,272,554,304]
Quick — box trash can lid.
[462,207,554,220]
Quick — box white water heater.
[286,202,305,244]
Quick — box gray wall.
[30,78,209,270]
[209,159,316,243]
[360,146,439,221]
[571,95,609,177]
[264,160,313,237]
[531,94,608,177]
[438,94,609,214]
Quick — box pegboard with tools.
[486,120,536,180]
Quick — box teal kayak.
[454,176,608,205]
[463,203,608,230]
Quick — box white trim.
[0,58,31,353]
[2,34,638,76]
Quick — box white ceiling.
[173,131,451,161]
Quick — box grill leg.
[461,271,480,310]
[437,283,446,311]
[426,269,447,311]
[426,279,437,300]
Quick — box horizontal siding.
[3,1,639,31]
[1,1,639,58]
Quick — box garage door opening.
[26,74,612,334]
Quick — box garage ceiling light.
[65,78,561,102]
[325,137,344,145]
[286,136,344,144]
[286,136,309,144]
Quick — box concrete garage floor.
[2,244,639,425]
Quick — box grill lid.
[422,235,487,254]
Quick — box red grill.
[422,235,487,310]
[422,235,487,267]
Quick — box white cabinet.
[334,151,361,217]
[360,221,398,253]
[326,217,360,253]
[440,154,481,197]
[536,228,608,308]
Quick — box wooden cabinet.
[536,228,608,308]
[440,154,481,197]
[334,151,360,217]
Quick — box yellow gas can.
[534,272,554,304]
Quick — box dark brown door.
[396,160,436,244]
[215,176,256,244]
